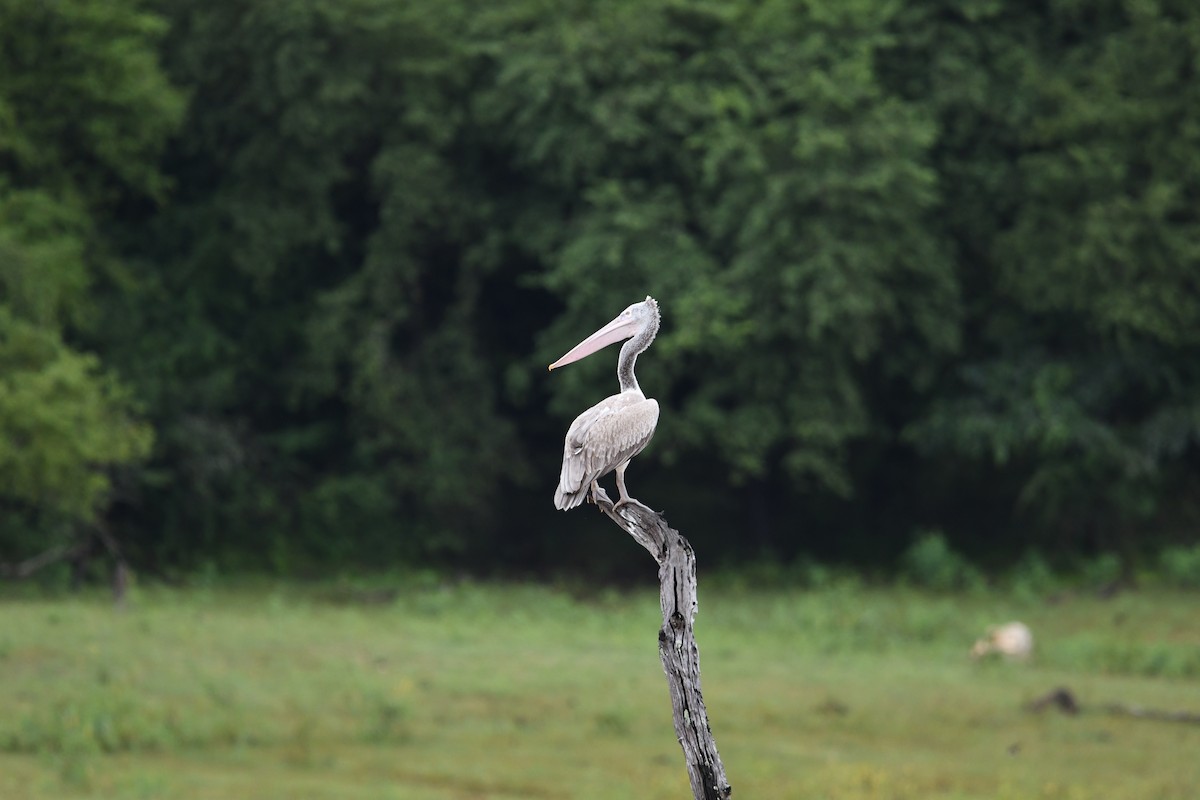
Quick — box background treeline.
[1,0,1198,580]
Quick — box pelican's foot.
[617,497,654,514]
[589,484,611,510]
[614,495,644,512]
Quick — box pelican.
[549,296,661,510]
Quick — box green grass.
[1,578,1198,799]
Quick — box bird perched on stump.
[549,296,661,511]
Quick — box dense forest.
[1,0,1198,580]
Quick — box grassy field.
[1,576,1198,799]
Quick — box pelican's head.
[549,296,659,371]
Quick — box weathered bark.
[591,487,733,800]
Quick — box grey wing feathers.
[554,395,659,510]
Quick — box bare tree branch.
[0,543,89,579]
[1,520,130,607]
[591,487,733,800]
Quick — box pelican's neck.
[617,310,659,394]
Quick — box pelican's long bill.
[548,312,642,371]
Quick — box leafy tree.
[103,0,526,568]
[0,310,152,551]
[0,0,178,559]
[475,0,959,500]
[7,0,1192,576]
[889,0,1200,562]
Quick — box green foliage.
[1159,544,1200,589]
[481,0,957,491]
[0,0,177,553]
[3,0,1199,572]
[901,531,984,591]
[104,0,527,565]
[0,188,89,328]
[0,0,182,204]
[998,4,1200,348]
[1008,551,1058,599]
[1079,551,1123,587]
[0,311,152,531]
[893,0,1200,557]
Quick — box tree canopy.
[2,0,1198,576]
[0,0,174,554]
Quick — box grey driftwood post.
[591,486,733,800]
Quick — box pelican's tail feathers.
[554,484,589,510]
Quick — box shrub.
[901,531,984,592]
[1159,544,1200,589]
[1080,552,1122,587]
[1010,550,1059,597]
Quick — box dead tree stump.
[591,487,733,800]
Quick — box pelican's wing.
[555,395,659,510]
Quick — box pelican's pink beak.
[548,313,641,371]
